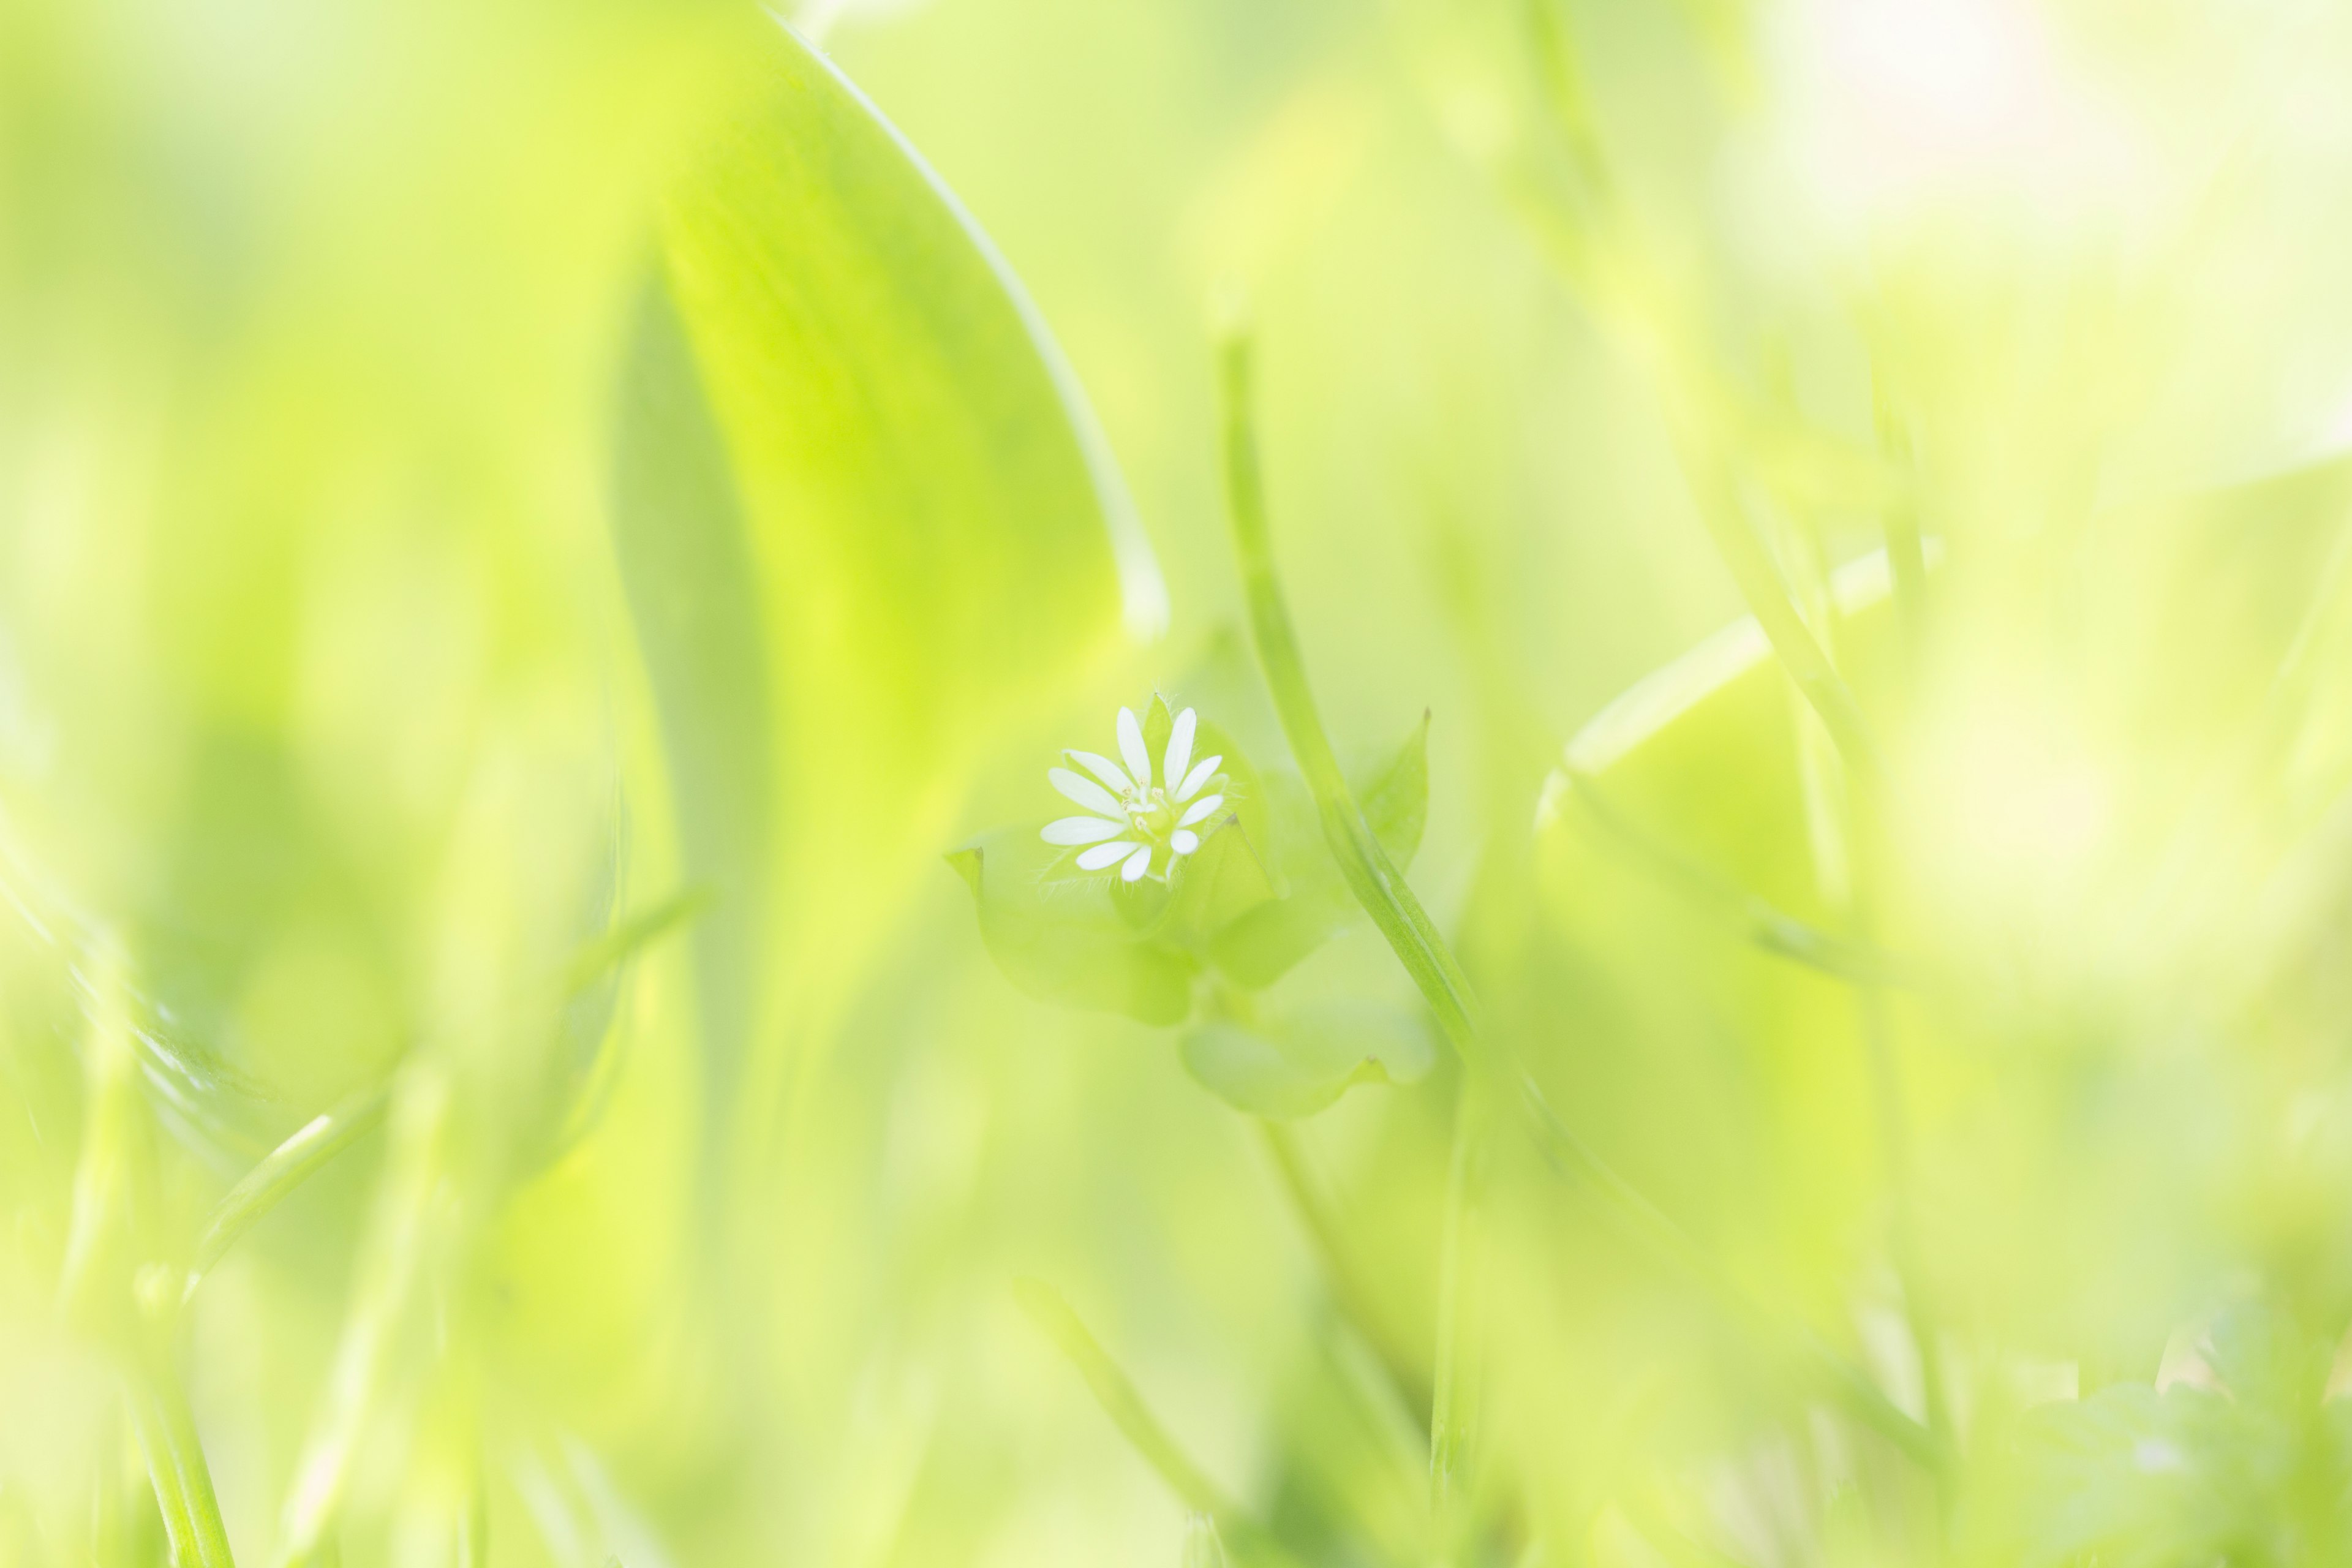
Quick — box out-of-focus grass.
[11,0,2352,1564]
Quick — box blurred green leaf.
[1994,1385,2264,1568]
[1180,1000,1435,1119]
[1210,716,1430,989]
[620,12,1160,1135]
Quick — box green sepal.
[948,826,1196,1026]
[1142,694,1177,785]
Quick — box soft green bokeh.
[10,0,2352,1564]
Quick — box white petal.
[1041,816,1126,846]
[1170,829,1200,855]
[1050,767,1124,818]
[1076,840,1139,870]
[1175,755,1221,802]
[1117,706,1151,786]
[1177,794,1223,827]
[1120,845,1153,882]
[1066,749,1134,795]
[1163,709,1196,791]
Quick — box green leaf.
[620,12,1164,1134]
[1156,814,1279,953]
[1208,716,1431,988]
[949,827,1196,1027]
[1179,1000,1436,1119]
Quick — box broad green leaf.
[1179,1000,1436,1119]
[1520,454,2352,1317]
[0,7,1165,1176]
[613,280,775,1129]
[620,12,1163,1133]
[1520,552,1898,1287]
[1208,716,1431,988]
[948,827,1195,1027]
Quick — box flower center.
[1128,787,1177,842]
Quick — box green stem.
[1014,1279,1305,1568]
[62,946,241,1567]
[456,1469,488,1568]
[1556,771,1916,989]
[1861,978,1948,1458]
[129,1377,203,1566]
[1668,421,1887,789]
[127,1348,238,1568]
[187,1085,390,1294]
[559,884,714,998]
[1517,0,1887,795]
[1256,1120,1431,1422]
[1522,0,1613,200]
[1873,384,1930,655]
[1429,1086,1488,1551]
[1218,334,1481,1061]
[1216,328,1945,1476]
[1767,464,1953,1480]
[1845,793,1954,1480]
[278,1069,452,1566]
[184,886,706,1303]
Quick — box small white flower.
[1042,704,1228,883]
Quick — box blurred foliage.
[10,0,2352,1565]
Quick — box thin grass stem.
[1256,1120,1431,1423]
[188,1085,390,1295]
[1430,1085,1489,1556]
[127,1324,238,1568]
[1845,793,1952,1472]
[1668,427,1888,789]
[1555,771,1917,989]
[185,886,707,1300]
[457,1468,489,1568]
[1515,0,1888,792]
[1216,326,1946,1476]
[1014,1279,1305,1568]
[1872,383,1931,655]
[128,1376,205,1567]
